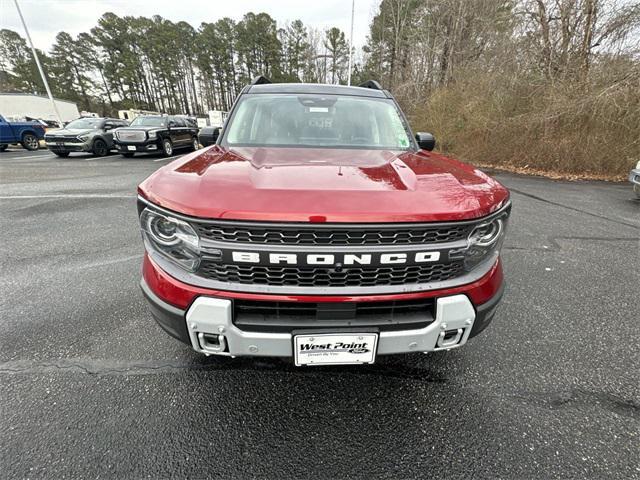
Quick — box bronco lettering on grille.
[230,251,442,266]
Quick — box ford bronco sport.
[137,78,511,366]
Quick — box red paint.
[143,253,504,310]
[138,145,509,223]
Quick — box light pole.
[13,0,64,126]
[347,0,355,86]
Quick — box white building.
[118,109,160,121]
[0,93,80,123]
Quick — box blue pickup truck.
[0,114,46,151]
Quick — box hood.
[47,128,96,136]
[139,146,510,223]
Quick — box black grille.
[48,135,79,142]
[233,298,435,332]
[194,223,471,246]
[198,261,464,287]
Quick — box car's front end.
[44,118,106,154]
[137,81,511,366]
[45,130,95,153]
[113,116,167,154]
[138,192,509,364]
[113,128,161,154]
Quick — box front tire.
[92,139,108,157]
[634,184,640,199]
[22,133,39,151]
[161,138,173,157]
[0,144,8,152]
[191,136,199,151]
[54,151,70,157]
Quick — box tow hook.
[197,332,227,354]
[436,328,464,348]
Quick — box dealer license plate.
[127,145,136,151]
[293,333,378,366]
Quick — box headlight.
[140,208,200,271]
[148,130,157,139]
[78,135,89,141]
[451,207,510,271]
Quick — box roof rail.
[250,75,272,86]
[358,80,383,90]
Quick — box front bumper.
[629,169,640,186]
[140,276,504,358]
[115,140,158,152]
[46,141,91,153]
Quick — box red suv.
[137,78,510,366]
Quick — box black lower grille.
[47,136,79,142]
[197,262,464,287]
[233,298,435,332]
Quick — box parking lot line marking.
[0,194,135,199]
[3,154,57,160]
[73,254,143,270]
[0,358,212,375]
[153,154,182,162]
[6,150,51,154]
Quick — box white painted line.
[0,194,135,199]
[73,254,143,270]
[5,149,51,154]
[4,154,56,160]
[153,154,182,162]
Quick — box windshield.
[225,94,412,150]
[65,118,103,129]
[130,116,166,127]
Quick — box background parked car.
[113,115,199,157]
[45,117,128,157]
[630,161,640,199]
[0,114,46,151]
[24,116,61,130]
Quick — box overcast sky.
[0,0,380,52]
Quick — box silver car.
[45,117,128,157]
[630,161,640,199]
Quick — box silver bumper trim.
[185,294,476,358]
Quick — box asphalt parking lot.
[1,147,638,479]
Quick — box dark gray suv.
[45,117,128,157]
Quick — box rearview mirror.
[415,132,436,151]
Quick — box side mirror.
[212,127,221,142]
[415,132,436,151]
[168,121,176,129]
[104,125,113,131]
